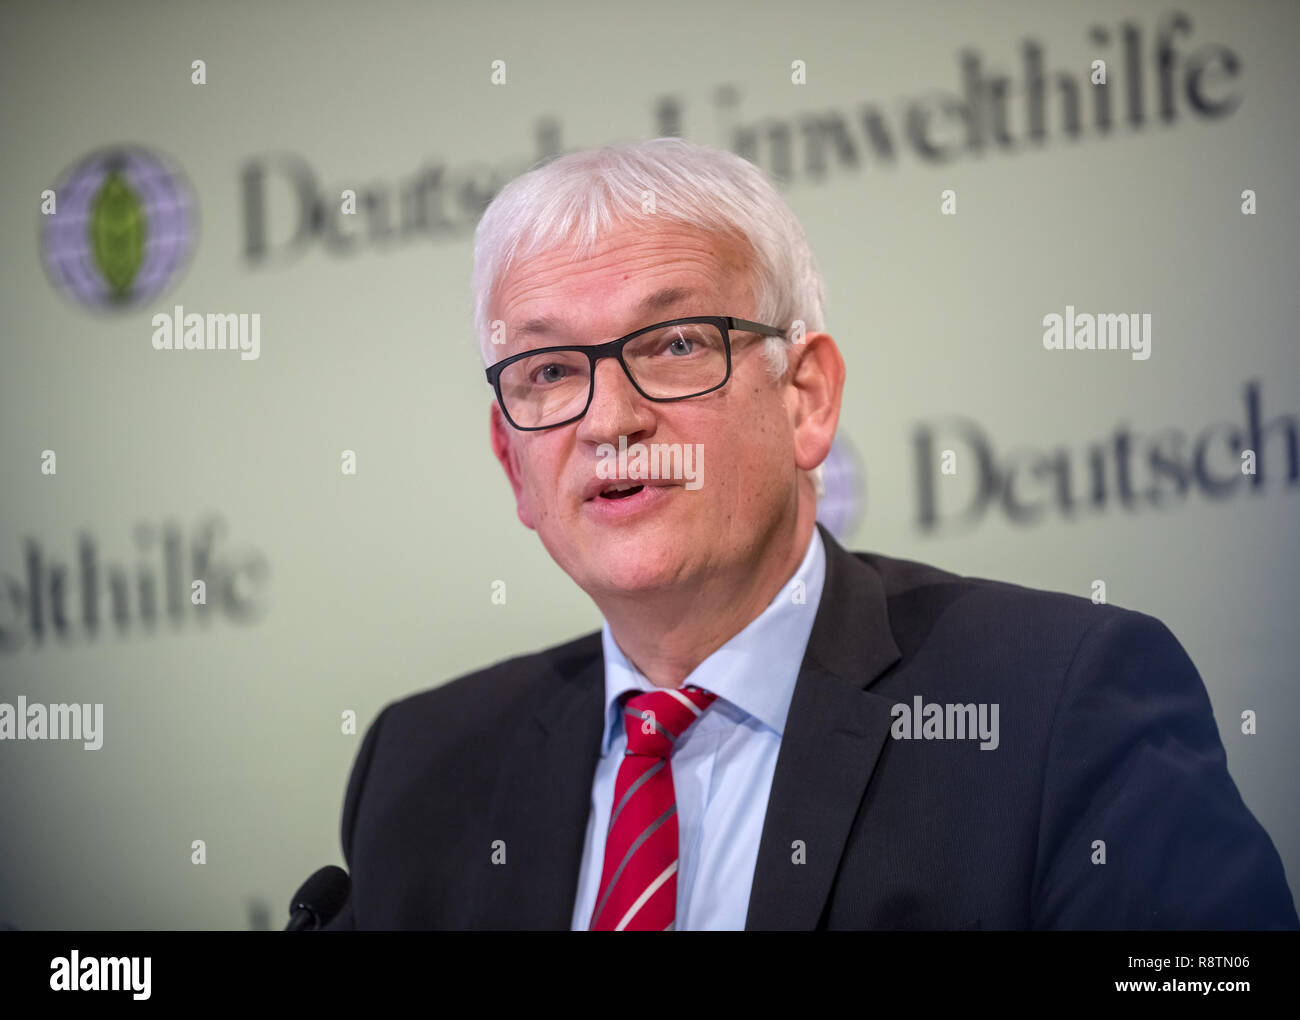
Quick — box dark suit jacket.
[325,522,1298,929]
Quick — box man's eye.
[532,362,569,384]
[665,336,695,356]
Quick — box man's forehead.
[512,285,702,341]
[490,222,754,344]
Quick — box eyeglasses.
[485,315,787,431]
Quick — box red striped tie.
[588,685,718,931]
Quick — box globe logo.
[816,433,866,541]
[41,146,196,311]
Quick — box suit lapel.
[472,641,604,929]
[745,523,902,929]
[472,523,901,930]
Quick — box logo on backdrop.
[41,145,197,312]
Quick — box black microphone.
[284,865,350,931]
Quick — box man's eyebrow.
[635,286,696,317]
[514,315,564,339]
[512,287,698,341]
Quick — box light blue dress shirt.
[569,525,828,930]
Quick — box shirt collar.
[598,525,827,755]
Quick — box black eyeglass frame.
[485,315,788,431]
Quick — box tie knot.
[622,686,718,758]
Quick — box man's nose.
[576,356,654,443]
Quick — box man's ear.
[490,402,537,530]
[785,332,845,473]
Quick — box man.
[324,137,1296,930]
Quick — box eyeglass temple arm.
[726,317,787,338]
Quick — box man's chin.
[578,537,691,597]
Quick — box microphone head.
[289,865,351,928]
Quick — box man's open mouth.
[598,483,645,500]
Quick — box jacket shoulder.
[852,547,1156,650]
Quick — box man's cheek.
[526,470,566,528]
[513,473,541,530]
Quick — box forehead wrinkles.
[494,227,756,323]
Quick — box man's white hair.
[471,136,828,499]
